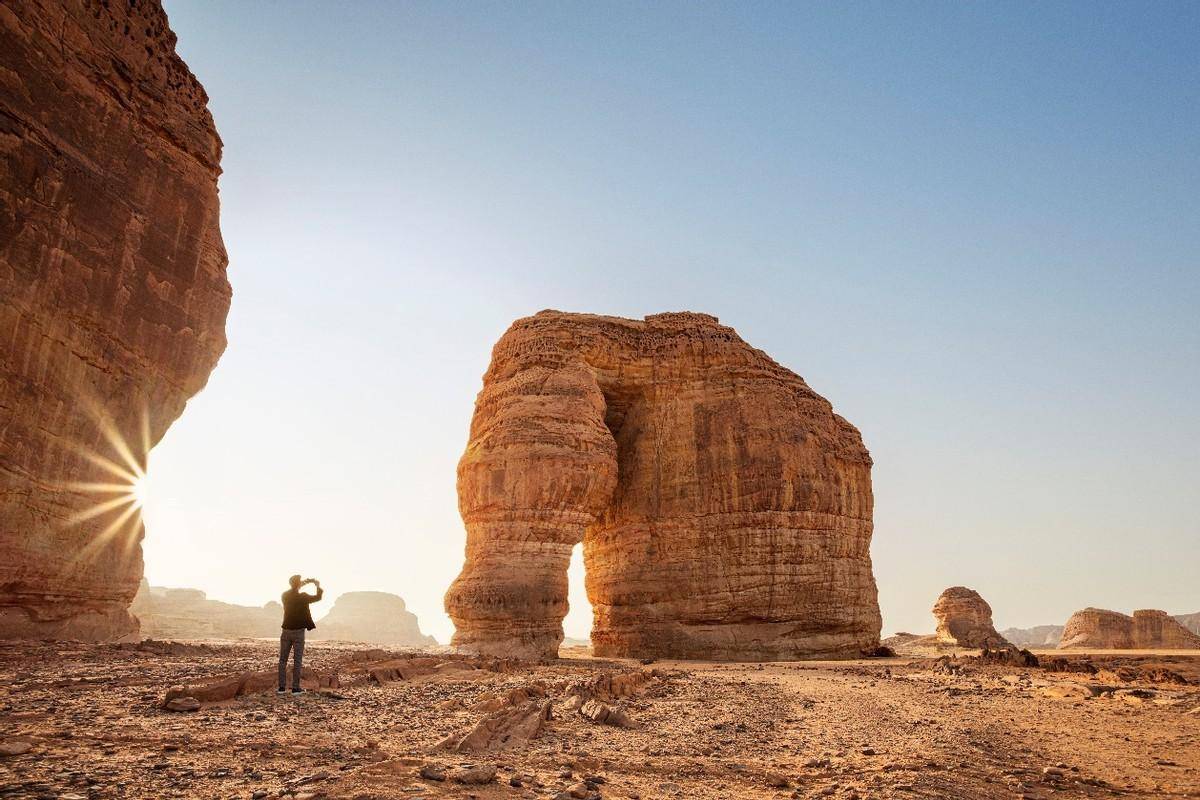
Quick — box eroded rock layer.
[446,311,879,660]
[1060,608,1200,649]
[932,586,1010,649]
[0,1,229,639]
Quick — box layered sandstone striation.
[932,587,1011,649]
[1060,608,1200,649]
[313,591,437,647]
[445,311,879,661]
[0,0,230,639]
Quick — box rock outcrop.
[1060,608,1134,649]
[445,311,880,661]
[0,1,230,639]
[932,587,1010,649]
[1131,609,1200,649]
[130,581,279,640]
[313,591,436,647]
[1060,608,1200,649]
[999,625,1064,648]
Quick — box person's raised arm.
[305,578,324,602]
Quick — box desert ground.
[1,641,1197,800]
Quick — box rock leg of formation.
[1060,608,1200,649]
[932,586,1011,649]
[0,1,229,639]
[446,311,880,660]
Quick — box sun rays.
[56,399,153,570]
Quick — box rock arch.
[445,311,881,660]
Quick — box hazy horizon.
[141,1,1199,644]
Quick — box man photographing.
[278,575,323,695]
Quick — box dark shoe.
[291,688,304,695]
[275,688,287,695]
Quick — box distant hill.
[999,625,1064,648]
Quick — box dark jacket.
[281,587,323,631]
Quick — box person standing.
[278,575,323,694]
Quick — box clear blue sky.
[147,1,1199,642]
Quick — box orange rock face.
[1060,608,1200,649]
[932,586,1011,649]
[0,1,229,639]
[445,311,880,660]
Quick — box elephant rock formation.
[445,311,879,661]
[0,1,229,639]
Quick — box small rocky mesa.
[445,310,880,661]
[932,587,1011,649]
[313,591,436,647]
[0,1,230,639]
[1060,608,1200,649]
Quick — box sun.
[130,473,150,510]
[55,403,154,568]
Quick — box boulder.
[445,311,879,661]
[0,0,229,639]
[932,587,1011,649]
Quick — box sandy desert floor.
[1,640,1197,800]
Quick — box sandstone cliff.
[0,0,229,639]
[445,311,880,661]
[1060,608,1200,649]
[313,591,436,647]
[932,587,1010,649]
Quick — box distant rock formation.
[1175,612,1200,637]
[1131,610,1200,649]
[130,581,278,640]
[313,592,436,647]
[1000,625,1064,648]
[932,587,1010,649]
[0,0,229,639]
[1060,608,1200,649]
[445,311,880,661]
[1060,609,1134,649]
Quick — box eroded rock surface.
[1060,608,1200,649]
[445,311,879,661]
[0,0,230,639]
[932,587,1010,649]
[313,591,436,647]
